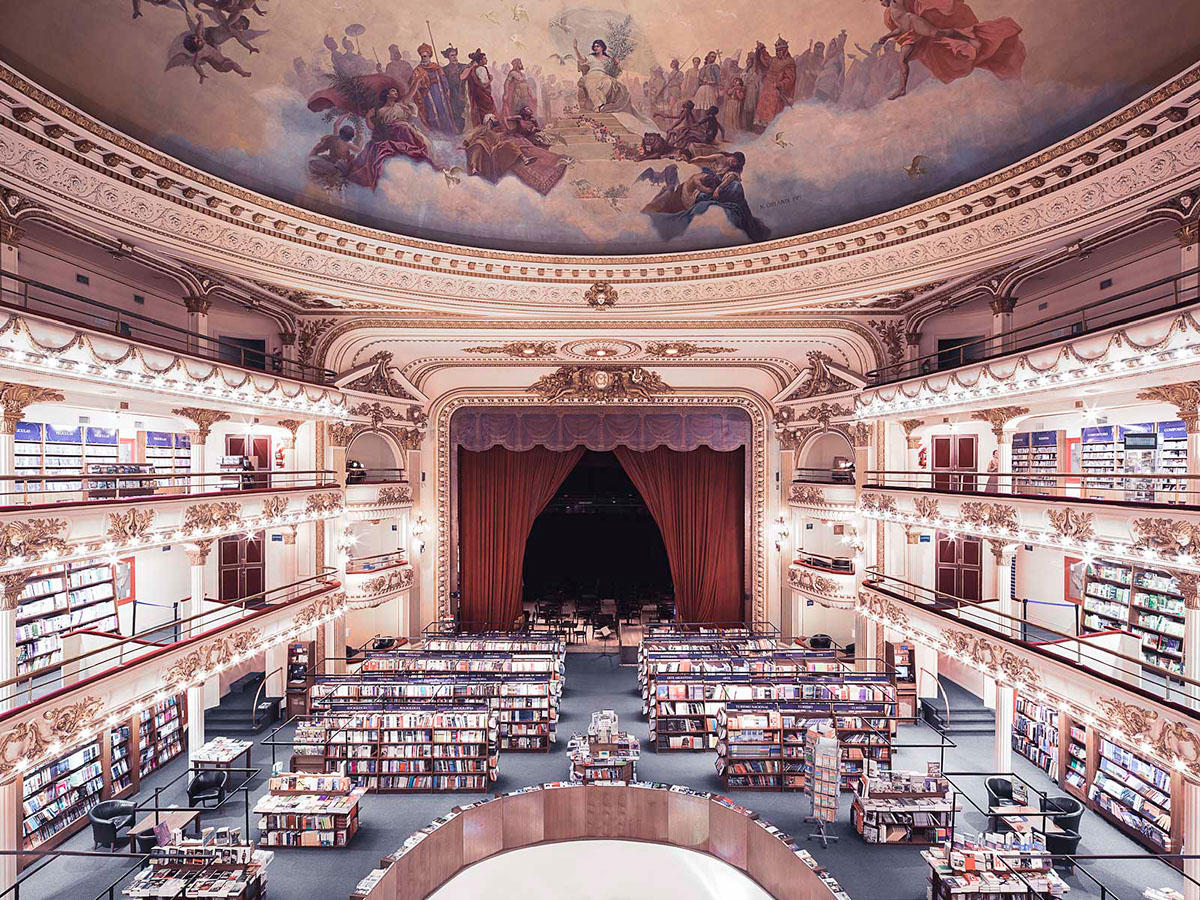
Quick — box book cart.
[253,773,366,848]
[18,691,187,868]
[284,704,499,793]
[715,693,898,792]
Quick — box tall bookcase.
[16,560,118,675]
[1011,430,1064,496]
[138,430,193,492]
[1011,694,1059,782]
[137,693,187,778]
[1081,558,1186,676]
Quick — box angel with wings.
[166,9,259,82]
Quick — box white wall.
[118,544,191,637]
[347,432,399,470]
[1013,546,1080,637]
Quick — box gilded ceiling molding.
[1136,382,1200,432]
[527,366,671,403]
[462,341,558,358]
[106,509,156,544]
[583,282,618,309]
[171,407,231,443]
[342,351,417,400]
[782,351,857,402]
[182,501,241,533]
[1046,508,1095,542]
[969,405,1030,440]
[435,392,770,625]
[643,342,737,358]
[0,383,64,433]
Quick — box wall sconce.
[412,515,427,554]
[773,515,790,551]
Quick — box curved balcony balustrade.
[865,469,1200,508]
[345,551,413,609]
[788,553,856,609]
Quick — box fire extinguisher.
[274,445,285,469]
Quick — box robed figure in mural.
[639,150,769,243]
[440,46,468,132]
[463,114,568,196]
[879,0,1025,99]
[573,38,632,114]
[409,43,458,134]
[463,49,499,127]
[751,38,796,128]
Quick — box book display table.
[192,738,254,770]
[253,773,366,848]
[852,770,954,845]
[124,841,271,899]
[922,836,1070,899]
[566,710,640,783]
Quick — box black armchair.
[132,829,160,854]
[187,769,229,808]
[1041,795,1085,834]
[88,800,135,850]
[1044,829,1083,874]
[985,777,1013,831]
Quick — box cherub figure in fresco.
[878,0,1026,99]
[166,11,253,83]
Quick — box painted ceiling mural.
[1,1,1198,256]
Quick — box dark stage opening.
[522,450,672,608]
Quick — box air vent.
[133,294,145,305]
[1037,302,1049,311]
[1099,278,1113,290]
[75,273,90,285]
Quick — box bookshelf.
[83,463,158,500]
[1011,694,1059,782]
[16,560,118,675]
[21,740,104,853]
[138,693,187,778]
[286,640,314,719]
[1081,558,1187,676]
[293,707,499,792]
[138,430,193,492]
[852,770,953,845]
[109,723,133,797]
[254,773,366,848]
[1011,430,1063,495]
[1063,721,1089,798]
[885,641,917,718]
[1088,737,1178,855]
[359,649,564,680]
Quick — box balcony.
[856,268,1200,419]
[0,274,346,417]
[344,474,413,521]
[344,551,414,608]
[788,553,855,609]
[0,475,344,576]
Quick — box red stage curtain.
[613,446,744,623]
[458,445,585,629]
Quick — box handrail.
[0,270,336,384]
[250,665,285,731]
[0,568,338,710]
[792,466,855,484]
[865,467,1200,506]
[792,552,855,574]
[862,567,1200,710]
[867,265,1200,385]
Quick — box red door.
[219,532,265,603]
[935,532,983,606]
[931,435,978,493]
[226,435,271,489]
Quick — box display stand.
[253,773,365,848]
[805,720,840,848]
[125,836,271,899]
[566,710,640,783]
[286,640,314,719]
[852,769,953,844]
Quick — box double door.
[935,532,982,605]
[219,532,264,603]
[931,434,978,493]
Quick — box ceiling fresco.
[1,1,1198,256]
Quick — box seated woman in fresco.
[345,85,438,190]
[462,114,569,196]
[573,38,632,114]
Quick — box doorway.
[931,433,978,492]
[935,532,982,604]
[219,532,265,603]
[226,434,271,489]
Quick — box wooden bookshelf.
[286,640,314,719]
[885,641,917,718]
[16,559,118,675]
[852,771,953,845]
[1011,693,1059,783]
[1087,735,1181,860]
[137,692,187,778]
[254,773,366,848]
[290,707,499,792]
[1081,558,1186,676]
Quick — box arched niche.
[346,430,401,471]
[798,431,854,471]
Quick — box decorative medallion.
[350,401,401,429]
[182,501,242,532]
[304,491,344,515]
[0,518,68,562]
[527,366,671,403]
[643,342,736,358]
[106,508,156,543]
[559,339,642,360]
[913,496,939,519]
[344,351,416,400]
[802,402,852,430]
[583,281,618,309]
[1130,517,1200,557]
[959,501,1018,532]
[462,342,558,358]
[859,493,897,515]
[1046,508,1095,542]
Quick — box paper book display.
[567,710,640,783]
[922,831,1068,899]
[253,773,366,848]
[852,769,954,845]
[804,720,840,848]
[124,829,271,899]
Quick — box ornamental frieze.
[942,628,1041,688]
[1130,517,1200,557]
[527,366,671,403]
[1046,508,1095,542]
[377,485,413,505]
[959,501,1018,532]
[294,591,346,629]
[0,517,68,562]
[361,565,415,600]
[1096,697,1200,779]
[0,697,105,779]
[913,496,939,520]
[182,501,242,533]
[789,485,826,506]
[162,627,261,685]
[107,508,156,543]
[304,492,344,515]
[858,493,897,515]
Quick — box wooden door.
[931,435,978,492]
[219,532,265,603]
[935,532,983,605]
[225,435,271,488]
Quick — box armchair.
[1040,795,1084,834]
[985,777,1013,831]
[187,769,229,808]
[88,800,136,850]
[1044,830,1083,874]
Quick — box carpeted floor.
[15,654,1185,900]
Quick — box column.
[994,543,1018,638]
[904,330,922,380]
[172,408,230,493]
[989,295,1017,354]
[1178,221,1199,302]
[183,295,213,357]
[325,611,345,674]
[183,541,212,764]
[994,685,1015,773]
[265,642,286,698]
[899,420,924,483]
[327,423,351,485]
[276,420,303,482]
[1183,776,1200,900]
[0,575,23,712]
[1184,582,1199,710]
[914,642,939,699]
[0,777,16,897]
[0,219,21,300]
[0,384,65,493]
[279,331,298,380]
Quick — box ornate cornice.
[527,366,671,403]
[182,295,213,315]
[171,407,230,443]
[969,405,1030,441]
[644,342,737,358]
[343,351,416,400]
[1137,382,1200,432]
[0,382,63,434]
[462,342,558,358]
[782,351,856,402]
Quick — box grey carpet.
[15,656,1184,900]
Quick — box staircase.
[919,677,997,735]
[205,672,281,737]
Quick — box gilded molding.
[789,485,826,506]
[0,517,68,562]
[1130,517,1200,557]
[1136,382,1200,432]
[462,341,558,358]
[969,405,1030,440]
[959,501,1018,532]
[163,627,260,684]
[644,342,737,358]
[106,508,156,544]
[527,366,671,403]
[0,383,64,434]
[913,496,939,520]
[343,351,416,400]
[1046,508,1095,542]
[583,282,618,309]
[858,591,912,632]
[1095,697,1200,778]
[376,485,413,506]
[899,419,925,449]
[304,491,344,515]
[788,566,851,606]
[185,539,214,567]
[328,422,355,447]
[294,591,346,630]
[262,496,290,519]
[362,564,415,599]
[0,571,27,609]
[858,493,898,515]
[942,628,1041,687]
[848,422,872,448]
[171,407,230,443]
[0,697,105,778]
[800,401,852,430]
[182,501,241,532]
[276,419,303,447]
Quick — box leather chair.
[1041,795,1085,834]
[88,800,136,850]
[131,828,160,854]
[985,777,1013,831]
[187,769,229,808]
[1044,830,1083,874]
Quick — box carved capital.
[277,418,303,448]
[1176,222,1200,247]
[328,422,355,448]
[988,295,1017,315]
[279,331,297,347]
[0,383,65,434]
[848,422,872,449]
[969,405,1029,441]
[0,571,27,610]
[185,539,214,567]
[172,407,230,443]
[1136,382,1200,432]
[182,295,213,315]
[0,221,24,249]
[904,330,922,348]
[899,418,924,450]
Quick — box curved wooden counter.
[351,782,849,900]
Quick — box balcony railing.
[867,266,1200,385]
[346,467,408,484]
[793,552,855,575]
[0,469,338,508]
[865,468,1199,507]
[0,271,336,384]
[346,550,408,575]
[0,570,340,710]
[792,466,855,485]
[862,569,1199,710]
